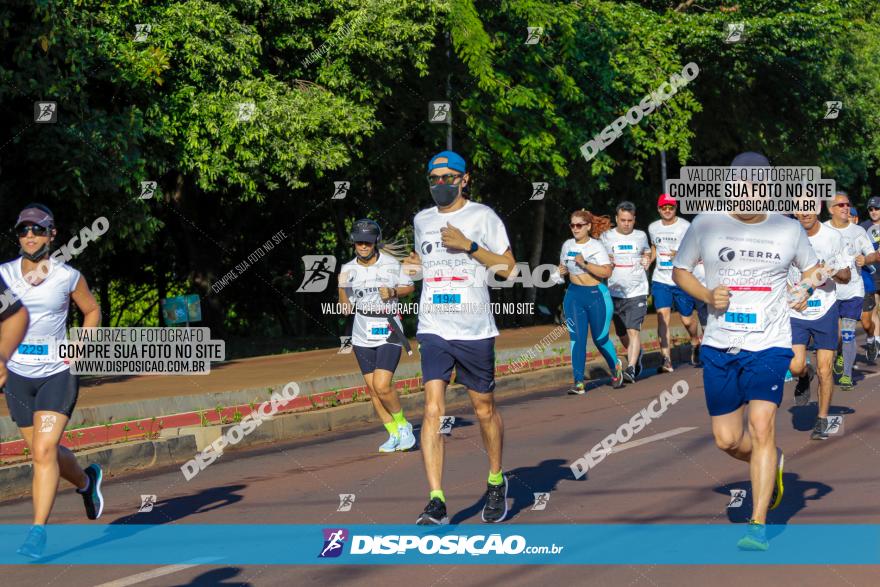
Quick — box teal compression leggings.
[563,282,619,382]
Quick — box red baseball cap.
[657,194,676,207]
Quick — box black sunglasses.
[16,224,51,237]
[427,173,462,186]
[869,207,879,212]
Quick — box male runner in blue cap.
[406,151,517,525]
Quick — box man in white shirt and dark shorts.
[673,152,820,551]
[408,151,517,525]
[601,201,652,383]
[788,213,850,440]
[824,192,877,390]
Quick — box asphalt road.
[2,353,879,586]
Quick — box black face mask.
[430,184,459,207]
[20,244,50,261]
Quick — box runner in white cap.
[1,204,105,559]
[648,194,702,372]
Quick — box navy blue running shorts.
[700,346,794,416]
[791,303,839,351]
[417,333,496,393]
[353,344,401,375]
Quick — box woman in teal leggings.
[558,209,624,394]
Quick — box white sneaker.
[397,422,416,451]
[379,433,399,453]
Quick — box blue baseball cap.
[427,151,467,173]
[850,207,858,217]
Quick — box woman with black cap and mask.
[1,203,104,559]
[338,218,416,453]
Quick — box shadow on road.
[34,485,246,563]
[170,567,251,586]
[113,484,246,525]
[714,472,832,528]
[788,404,855,432]
[450,459,578,524]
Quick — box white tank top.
[0,257,81,378]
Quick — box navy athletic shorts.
[353,344,401,375]
[791,303,839,351]
[838,297,862,321]
[652,281,695,317]
[4,369,80,427]
[417,333,495,393]
[701,346,794,416]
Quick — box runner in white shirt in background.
[1,204,105,559]
[406,151,517,526]
[787,214,849,440]
[338,219,416,454]
[823,192,877,391]
[601,201,652,383]
[559,210,624,394]
[673,152,821,551]
[648,194,702,372]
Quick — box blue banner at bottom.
[1,524,877,565]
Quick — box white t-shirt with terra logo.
[674,214,817,352]
[340,252,413,348]
[600,228,650,298]
[414,200,511,340]
[648,217,691,286]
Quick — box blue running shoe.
[737,520,769,551]
[397,423,416,451]
[79,463,104,520]
[379,433,399,453]
[17,525,46,559]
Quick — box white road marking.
[93,558,220,587]
[610,427,698,454]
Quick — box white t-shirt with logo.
[340,253,413,348]
[789,223,844,321]
[414,200,511,340]
[559,238,611,277]
[600,228,650,298]
[648,217,691,286]
[0,257,81,378]
[823,220,873,300]
[674,214,817,352]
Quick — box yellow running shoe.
[769,449,784,510]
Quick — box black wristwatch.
[468,241,479,255]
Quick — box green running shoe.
[838,375,854,391]
[833,354,844,376]
[737,520,769,551]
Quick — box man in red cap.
[648,194,702,372]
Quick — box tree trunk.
[525,198,546,323]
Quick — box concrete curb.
[0,341,690,501]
